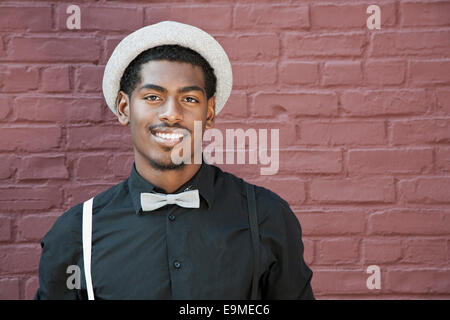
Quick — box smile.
[150,128,189,147]
[155,132,184,140]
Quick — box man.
[35,21,314,300]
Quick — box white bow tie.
[140,189,200,212]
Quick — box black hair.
[119,44,217,100]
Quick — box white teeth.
[155,132,183,140]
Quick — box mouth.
[150,128,189,147]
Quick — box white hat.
[102,21,232,116]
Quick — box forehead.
[138,60,205,88]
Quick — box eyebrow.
[138,84,205,95]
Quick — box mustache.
[148,123,191,133]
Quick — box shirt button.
[168,214,176,221]
[173,260,181,269]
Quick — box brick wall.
[0,0,449,299]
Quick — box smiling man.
[34,21,314,300]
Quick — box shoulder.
[42,180,127,245]
[210,165,294,222]
[42,202,82,245]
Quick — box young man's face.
[117,60,215,170]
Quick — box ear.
[205,96,216,130]
[117,91,130,126]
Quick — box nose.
[159,96,183,125]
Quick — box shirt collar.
[127,162,215,214]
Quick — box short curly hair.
[119,44,217,100]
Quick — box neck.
[134,154,201,194]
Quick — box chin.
[147,157,186,171]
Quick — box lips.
[154,131,184,140]
[150,127,189,147]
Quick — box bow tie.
[140,189,200,212]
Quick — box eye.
[184,96,199,103]
[144,95,161,101]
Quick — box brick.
[0,96,11,120]
[402,1,450,27]
[392,119,450,145]
[0,245,41,274]
[403,239,448,265]
[110,153,134,179]
[0,216,12,241]
[285,33,366,57]
[279,149,342,174]
[0,154,15,179]
[234,4,309,30]
[436,147,450,172]
[0,186,62,211]
[300,121,385,146]
[436,88,450,114]
[371,31,450,57]
[0,126,61,151]
[18,155,69,180]
[368,209,450,235]
[75,65,104,93]
[365,60,406,85]
[103,37,122,64]
[0,66,39,92]
[215,34,279,61]
[386,269,450,294]
[399,177,450,204]
[217,92,248,119]
[16,215,58,242]
[57,5,143,32]
[40,66,71,93]
[252,92,338,118]
[66,125,135,151]
[251,177,306,205]
[279,62,319,85]
[302,239,314,266]
[341,89,428,116]
[310,177,395,204]
[8,37,101,62]
[311,3,396,29]
[232,63,277,87]
[348,148,433,174]
[316,238,360,264]
[298,211,366,236]
[410,60,450,85]
[0,36,4,57]
[75,154,112,180]
[24,277,39,300]
[363,239,403,264]
[311,269,371,295]
[0,278,20,300]
[322,61,362,85]
[14,97,104,123]
[0,6,52,31]
[145,5,232,31]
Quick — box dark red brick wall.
[0,0,449,299]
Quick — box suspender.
[246,184,260,300]
[82,197,95,300]
[81,185,260,300]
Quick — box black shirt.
[34,162,314,300]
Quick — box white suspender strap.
[82,197,95,300]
